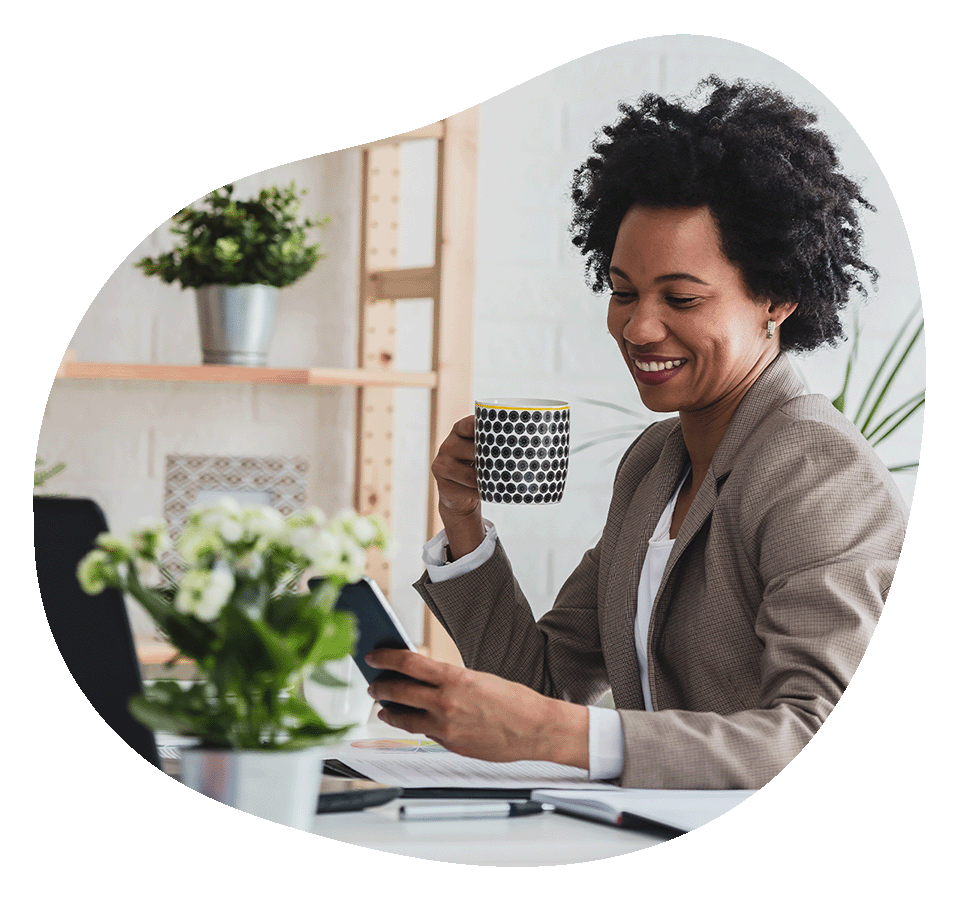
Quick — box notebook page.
[330,741,618,790]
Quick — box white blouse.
[422,468,690,781]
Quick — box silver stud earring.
[766,320,776,339]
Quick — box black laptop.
[33,496,162,769]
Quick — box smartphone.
[309,576,427,714]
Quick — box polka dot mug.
[474,399,570,504]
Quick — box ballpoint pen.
[399,800,553,821]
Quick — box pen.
[399,800,552,821]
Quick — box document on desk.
[327,738,616,790]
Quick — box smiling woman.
[368,75,907,791]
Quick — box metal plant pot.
[195,284,278,366]
[179,745,324,831]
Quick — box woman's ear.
[768,301,798,326]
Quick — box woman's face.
[607,205,792,416]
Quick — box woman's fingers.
[366,648,445,682]
[432,415,480,516]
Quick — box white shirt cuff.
[422,520,498,583]
[587,705,625,781]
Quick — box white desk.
[308,721,671,866]
[310,795,668,865]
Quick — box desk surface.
[307,721,671,865]
[310,795,668,865]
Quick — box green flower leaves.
[75,500,390,750]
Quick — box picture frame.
[162,453,308,570]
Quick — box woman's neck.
[678,351,779,480]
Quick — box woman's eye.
[667,296,698,306]
[610,290,636,302]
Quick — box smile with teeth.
[634,358,687,372]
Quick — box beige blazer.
[414,354,907,789]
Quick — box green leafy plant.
[34,457,66,490]
[77,501,388,750]
[136,182,329,289]
[829,308,924,472]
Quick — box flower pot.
[195,284,278,366]
[179,745,324,831]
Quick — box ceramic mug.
[474,398,570,504]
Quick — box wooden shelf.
[56,360,438,388]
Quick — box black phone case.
[309,577,427,714]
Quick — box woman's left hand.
[365,649,589,770]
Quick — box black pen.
[399,800,552,821]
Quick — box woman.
[364,76,907,789]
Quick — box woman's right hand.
[431,416,485,557]
[432,415,481,521]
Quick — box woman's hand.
[365,649,590,770]
[432,415,479,518]
[431,415,485,558]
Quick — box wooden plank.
[355,121,445,151]
[366,266,439,300]
[355,145,401,593]
[56,361,436,388]
[421,106,479,668]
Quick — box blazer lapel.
[647,354,806,682]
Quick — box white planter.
[179,745,324,832]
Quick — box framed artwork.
[162,453,308,571]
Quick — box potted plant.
[136,182,329,366]
[77,499,388,830]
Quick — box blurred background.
[36,34,923,642]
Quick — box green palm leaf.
[856,309,923,437]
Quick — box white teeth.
[635,359,685,372]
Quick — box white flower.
[322,529,366,583]
[77,549,112,594]
[302,507,327,528]
[219,517,243,544]
[174,565,235,622]
[243,505,287,547]
[191,499,244,544]
[134,558,163,587]
[95,532,131,558]
[130,518,170,560]
[289,525,324,565]
[234,550,264,577]
[178,526,225,566]
[349,515,378,545]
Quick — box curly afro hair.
[569,76,878,353]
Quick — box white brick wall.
[36,35,924,640]
[469,36,923,620]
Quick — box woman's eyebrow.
[654,272,710,286]
[609,266,709,286]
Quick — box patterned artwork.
[474,401,570,504]
[162,454,308,573]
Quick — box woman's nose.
[622,301,667,345]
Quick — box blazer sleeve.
[412,430,654,705]
[413,538,608,703]
[615,414,906,789]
